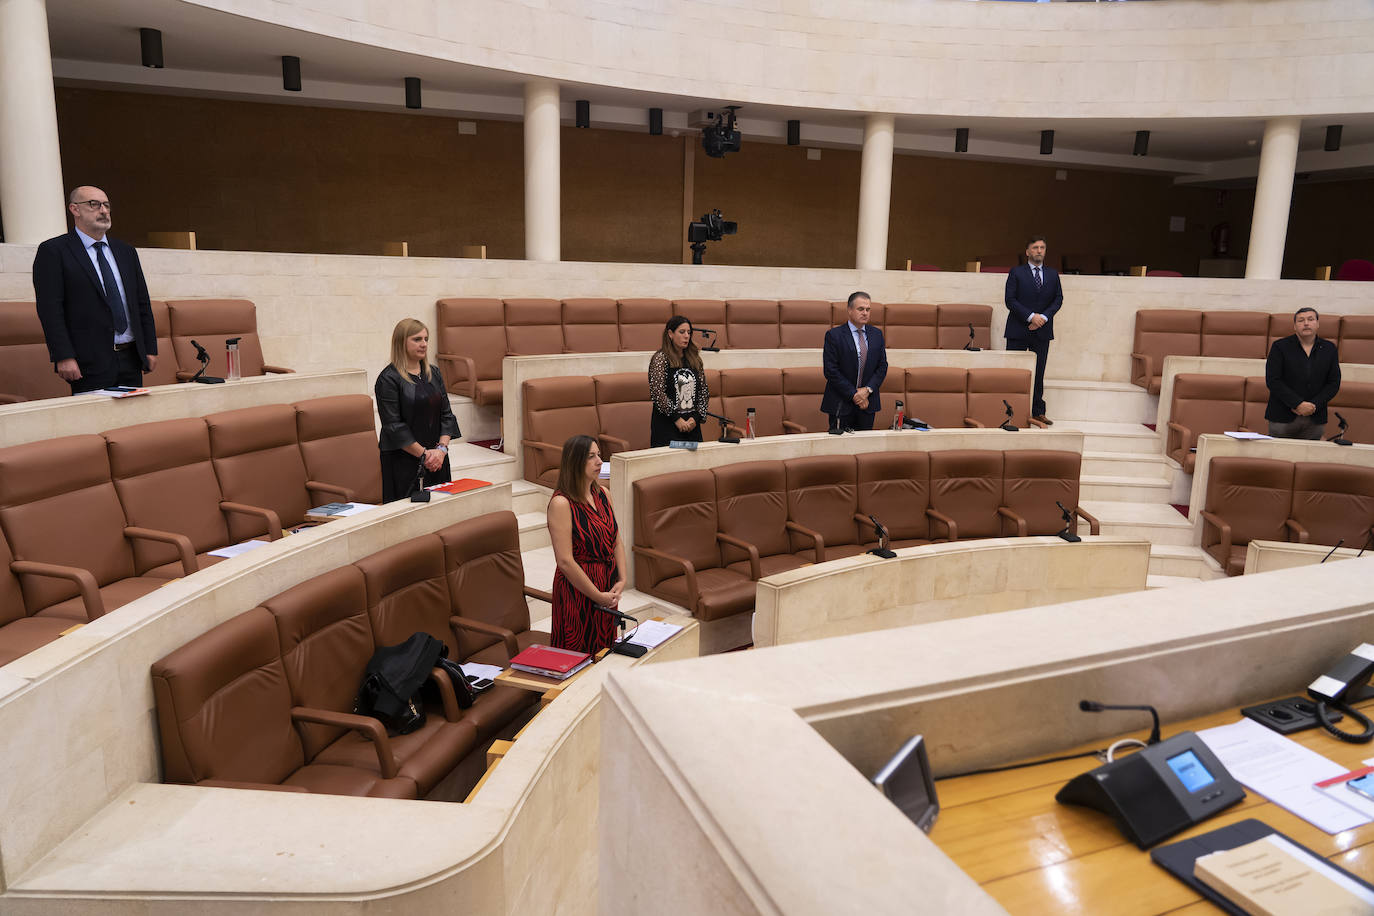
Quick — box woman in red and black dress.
[547,434,628,654]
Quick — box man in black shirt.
[1265,307,1340,439]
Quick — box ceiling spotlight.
[281,56,301,92]
[1133,130,1149,157]
[139,28,164,69]
[575,100,590,129]
[404,77,421,110]
[649,108,663,136]
[1325,124,1343,152]
[1040,130,1054,155]
[955,127,969,153]
[787,119,800,146]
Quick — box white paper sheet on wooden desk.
[1198,717,1370,834]
[622,620,683,649]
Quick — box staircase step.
[510,479,550,515]
[1055,420,1161,455]
[517,511,551,552]
[1081,450,1170,479]
[1148,544,1225,579]
[1045,379,1156,425]
[1081,500,1195,546]
[1146,574,1205,590]
[1080,474,1173,503]
[448,442,517,483]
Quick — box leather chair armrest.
[726,424,745,438]
[523,585,553,604]
[598,433,630,455]
[1074,506,1101,536]
[436,353,477,399]
[1028,416,1048,429]
[175,369,196,381]
[289,706,399,778]
[926,508,958,541]
[1283,518,1310,543]
[784,521,825,564]
[782,420,807,434]
[996,506,1028,537]
[521,439,565,463]
[716,532,761,579]
[450,616,520,658]
[9,560,106,618]
[429,666,462,722]
[219,501,284,540]
[1200,510,1232,555]
[1130,352,1152,388]
[306,480,355,501]
[963,418,985,428]
[262,364,293,374]
[124,526,198,576]
[1165,421,1192,458]
[631,545,698,607]
[0,393,22,405]
[197,779,310,793]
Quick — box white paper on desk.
[206,540,270,559]
[622,620,682,649]
[1198,717,1370,834]
[460,662,504,679]
[333,503,376,516]
[1224,430,1273,440]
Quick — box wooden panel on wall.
[560,126,683,264]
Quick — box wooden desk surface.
[930,696,1374,915]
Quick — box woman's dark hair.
[658,315,704,373]
[553,434,600,503]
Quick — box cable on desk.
[936,748,1102,781]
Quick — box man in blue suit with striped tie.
[1004,236,1062,425]
[821,291,888,431]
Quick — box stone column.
[523,79,561,262]
[1245,116,1301,280]
[855,113,895,271]
[0,0,66,243]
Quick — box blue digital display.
[1166,749,1216,793]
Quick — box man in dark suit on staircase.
[1004,235,1062,425]
[33,186,158,394]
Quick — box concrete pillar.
[0,0,66,243]
[855,113,895,271]
[1245,116,1301,280]
[523,79,561,262]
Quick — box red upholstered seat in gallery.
[928,450,1005,541]
[883,303,938,350]
[165,299,291,381]
[1288,463,1374,549]
[1200,310,1269,360]
[724,300,781,349]
[617,299,671,351]
[778,300,833,349]
[904,367,968,429]
[503,298,563,356]
[855,451,932,548]
[436,298,507,407]
[1000,450,1099,537]
[783,455,865,563]
[521,376,600,487]
[713,462,808,581]
[936,303,993,351]
[719,368,786,438]
[781,367,829,434]
[205,404,313,540]
[673,300,728,349]
[294,395,384,505]
[1131,309,1201,394]
[1201,457,1295,577]
[1165,374,1245,472]
[561,299,618,353]
[594,373,653,455]
[0,301,70,403]
[632,470,755,621]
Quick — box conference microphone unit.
[963,323,981,352]
[1330,411,1353,446]
[1000,399,1018,432]
[1056,500,1080,543]
[593,604,647,657]
[704,410,740,444]
[1079,699,1162,745]
[867,514,896,559]
[187,339,225,384]
[409,457,430,502]
[1320,538,1345,563]
[693,328,721,352]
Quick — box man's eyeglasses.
[73,200,112,212]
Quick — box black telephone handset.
[1308,643,1374,743]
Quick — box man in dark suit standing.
[1004,235,1062,425]
[33,186,158,394]
[821,291,888,431]
[1265,307,1340,439]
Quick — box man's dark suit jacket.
[1265,334,1341,424]
[821,322,888,417]
[1003,262,1063,343]
[33,229,157,384]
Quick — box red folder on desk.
[510,645,592,679]
[425,478,490,495]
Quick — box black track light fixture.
[575,100,590,128]
[1133,130,1150,157]
[1040,130,1054,155]
[955,127,969,153]
[139,28,164,69]
[281,56,301,92]
[1325,124,1343,152]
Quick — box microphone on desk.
[704,410,740,444]
[963,323,981,352]
[1079,699,1161,745]
[1320,538,1345,563]
[593,604,646,658]
[1329,411,1353,446]
[1055,500,1081,543]
[1359,531,1373,558]
[187,339,224,384]
[408,455,431,503]
[868,515,896,559]
[1000,399,1019,432]
[693,328,721,352]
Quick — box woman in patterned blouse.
[647,315,710,448]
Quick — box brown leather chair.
[503,298,563,356]
[152,605,416,797]
[632,470,756,620]
[778,300,833,349]
[1326,382,1374,445]
[0,529,82,666]
[905,367,968,429]
[719,368,786,438]
[522,377,602,487]
[104,418,235,578]
[1338,316,1374,366]
[1000,450,1099,537]
[0,301,70,403]
[561,299,618,353]
[264,565,478,796]
[143,300,180,387]
[713,462,807,580]
[724,300,781,349]
[936,304,992,350]
[1288,463,1374,549]
[1240,376,1270,433]
[1166,374,1245,471]
[166,299,291,381]
[594,373,653,455]
[855,451,932,547]
[205,404,312,540]
[1266,313,1295,352]
[883,304,939,349]
[617,299,671,351]
[1131,309,1202,394]
[673,300,727,349]
[0,434,190,620]
[436,298,506,406]
[928,450,1005,541]
[965,368,1040,429]
[781,367,829,433]
[438,511,551,664]
[1201,311,1269,359]
[871,370,907,432]
[294,395,384,505]
[784,456,865,563]
[1201,457,1295,576]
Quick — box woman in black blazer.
[375,318,461,501]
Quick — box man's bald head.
[67,186,112,238]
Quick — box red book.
[510,644,593,680]
[425,478,491,495]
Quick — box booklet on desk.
[510,645,592,680]
[425,478,491,495]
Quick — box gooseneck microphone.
[593,604,646,658]
[693,327,721,352]
[1056,501,1081,543]
[963,323,981,352]
[187,339,225,384]
[704,409,740,444]
[867,514,896,559]
[1320,538,1345,563]
[191,339,210,362]
[1000,399,1018,432]
[1330,411,1353,446]
[1080,699,1162,745]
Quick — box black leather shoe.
[1034,414,1053,426]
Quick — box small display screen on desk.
[1166,749,1215,793]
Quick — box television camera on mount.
[687,209,738,265]
[701,106,742,158]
